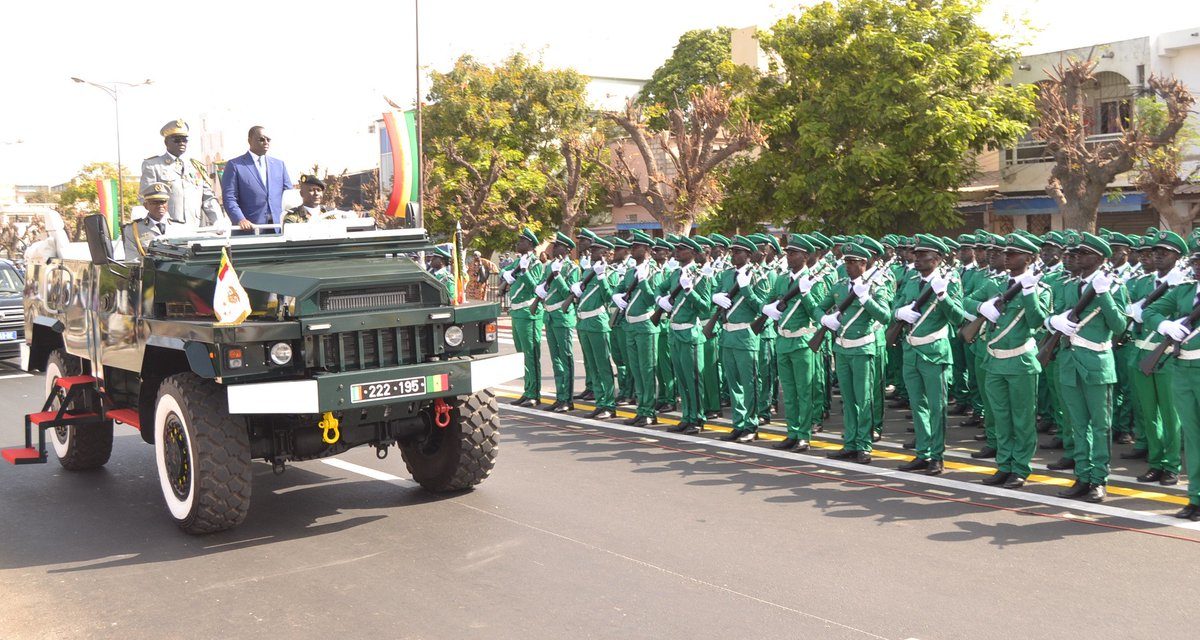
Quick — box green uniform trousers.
[965,345,985,415]
[611,324,632,400]
[625,331,658,417]
[1170,369,1200,506]
[670,335,704,425]
[512,316,544,401]
[756,338,776,420]
[1062,369,1113,485]
[546,324,575,402]
[778,348,817,440]
[1113,343,1136,435]
[983,371,1038,478]
[837,353,876,452]
[950,337,970,405]
[1130,368,1181,473]
[872,339,886,435]
[579,330,615,410]
[656,334,676,406]
[1124,349,1148,452]
[904,357,949,462]
[1046,360,1074,453]
[722,346,758,433]
[701,338,721,414]
[887,343,907,401]
[974,350,998,449]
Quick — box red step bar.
[1,447,44,465]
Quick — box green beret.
[590,236,613,250]
[731,235,757,253]
[693,235,714,248]
[1151,229,1188,255]
[432,246,452,260]
[610,236,631,249]
[709,233,732,248]
[1004,233,1040,255]
[786,234,815,252]
[519,227,539,245]
[676,236,702,252]
[1069,232,1112,258]
[629,230,653,246]
[842,243,871,261]
[913,233,948,254]
[554,231,576,249]
[857,235,885,258]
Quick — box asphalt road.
[2,337,1199,640]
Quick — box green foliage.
[1134,95,1199,180]
[724,0,1036,235]
[57,162,139,215]
[637,27,758,129]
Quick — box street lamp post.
[70,77,152,223]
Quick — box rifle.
[1036,267,1111,366]
[1137,300,1200,375]
[959,266,1042,344]
[750,272,807,335]
[1126,271,1177,333]
[884,266,948,347]
[702,265,749,340]
[561,260,603,309]
[498,260,529,299]
[806,261,889,353]
[530,259,562,314]
[610,263,646,328]
[650,264,697,326]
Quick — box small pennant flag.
[213,247,251,325]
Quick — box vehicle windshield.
[0,264,22,294]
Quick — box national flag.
[95,178,120,240]
[380,108,420,219]
[425,374,450,393]
[213,247,251,325]
[452,222,466,304]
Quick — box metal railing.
[1002,133,1125,166]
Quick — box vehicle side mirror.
[82,214,114,265]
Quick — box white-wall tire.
[45,350,111,470]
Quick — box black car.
[0,259,23,360]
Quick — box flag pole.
[414,0,424,230]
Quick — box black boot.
[1082,483,1106,503]
[735,430,757,443]
[925,460,944,475]
[981,471,1010,486]
[1046,457,1075,471]
[971,446,997,459]
[898,458,930,472]
[588,409,614,420]
[794,439,810,452]
[772,437,799,450]
[667,422,692,433]
[552,402,575,413]
[1057,480,1090,499]
[1136,468,1164,483]
[720,430,744,442]
[1002,475,1027,490]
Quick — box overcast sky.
[1,0,1198,185]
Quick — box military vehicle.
[3,214,518,534]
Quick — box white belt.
[1134,337,1162,351]
[1068,335,1111,352]
[988,338,1035,359]
[578,308,607,320]
[906,325,948,347]
[1178,349,1200,361]
[627,310,654,324]
[510,299,534,310]
[724,322,752,332]
[835,334,875,349]
[778,327,817,339]
[543,300,566,312]
[670,320,699,331]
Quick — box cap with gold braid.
[140,182,171,203]
[160,119,189,138]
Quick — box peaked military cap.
[810,231,832,248]
[629,230,653,246]
[140,181,171,202]
[842,243,871,261]
[590,236,613,250]
[676,236,702,252]
[1040,231,1065,248]
[709,233,732,248]
[578,228,599,241]
[786,234,815,252]
[610,236,631,249]
[431,246,452,260]
[160,119,189,138]
[693,235,714,247]
[1070,232,1112,258]
[1151,229,1188,255]
[943,236,961,250]
[519,227,539,244]
[1106,231,1132,247]
[652,237,672,250]
[554,231,576,249]
[913,234,949,254]
[731,235,757,253]
[857,235,885,258]
[956,233,976,247]
[1004,233,1039,255]
[298,174,325,189]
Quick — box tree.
[604,86,764,236]
[1131,94,1198,233]
[636,28,757,129]
[56,162,139,239]
[541,130,610,238]
[735,0,1036,235]
[1039,59,1194,231]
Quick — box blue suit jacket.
[220,152,292,225]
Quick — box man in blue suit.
[221,125,292,230]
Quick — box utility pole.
[70,77,153,222]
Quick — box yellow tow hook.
[319,412,341,444]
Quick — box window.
[1098,100,1131,134]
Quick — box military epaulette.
[145,154,159,161]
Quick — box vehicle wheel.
[154,373,251,534]
[400,390,499,492]
[46,349,112,470]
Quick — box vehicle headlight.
[444,325,464,347]
[269,342,293,365]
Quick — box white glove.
[820,313,842,332]
[978,298,1001,323]
[712,292,732,309]
[656,296,673,312]
[797,275,815,294]
[1157,319,1189,342]
[519,253,532,270]
[593,262,607,277]
[1126,302,1144,324]
[895,303,921,325]
[502,271,516,285]
[636,262,650,281]
[550,259,562,273]
[612,293,628,311]
[1164,269,1186,287]
[763,301,782,321]
[930,274,949,296]
[1090,270,1113,295]
[852,279,871,301]
[665,258,679,270]
[1016,271,1040,293]
[570,282,584,298]
[535,283,549,299]
[1050,312,1079,337]
[699,264,715,278]
[679,274,694,290]
[736,269,752,288]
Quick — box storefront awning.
[991,193,1147,216]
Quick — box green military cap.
[857,235,885,258]
[1069,232,1112,258]
[956,233,976,247]
[1041,231,1065,248]
[1145,226,1160,236]
[1190,231,1200,256]
[140,181,171,202]
[731,235,757,253]
[761,233,782,253]
[746,232,767,244]
[786,234,815,252]
[431,246,452,260]
[709,233,732,248]
[831,235,849,244]
[629,230,653,246]
[1128,235,1144,250]
[810,231,832,247]
[1004,233,1040,255]
[589,236,614,249]
[693,235,714,247]
[160,118,189,138]
[578,228,599,241]
[610,236,631,249]
[676,236,702,252]
[944,236,961,250]
[1151,229,1188,254]
[973,231,994,248]
[665,233,681,243]
[880,234,898,248]
[913,233,949,254]
[842,242,871,261]
[1106,231,1132,247]
[651,237,670,250]
[553,231,576,249]
[519,227,539,244]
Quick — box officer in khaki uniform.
[122,182,173,259]
[140,119,220,227]
[504,228,546,407]
[284,175,329,224]
[573,236,616,419]
[656,236,712,434]
[536,232,582,412]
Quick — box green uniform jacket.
[891,269,966,365]
[714,268,766,351]
[541,260,581,328]
[575,264,615,333]
[1142,280,1200,372]
[1053,277,1127,385]
[816,276,892,357]
[1125,271,1159,347]
[966,278,1048,376]
[619,261,665,335]
[755,264,779,339]
[433,267,456,300]
[503,257,545,320]
[770,269,829,355]
[659,263,713,344]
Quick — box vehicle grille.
[307,326,432,372]
[321,285,421,312]
[0,307,23,334]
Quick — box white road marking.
[321,457,417,487]
[0,372,32,379]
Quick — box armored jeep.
[3,214,518,534]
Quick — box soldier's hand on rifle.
[852,278,871,301]
[762,301,782,321]
[666,258,679,270]
[656,296,673,312]
[895,303,921,325]
[1157,319,1189,342]
[930,273,949,297]
[797,275,815,294]
[679,274,694,290]
[1016,271,1040,295]
[978,298,1001,323]
[535,283,549,299]
[550,259,563,273]
[1126,302,1144,324]
[712,292,732,309]
[570,282,584,298]
[699,264,715,278]
[636,262,651,281]
[1049,312,1079,337]
[1165,268,1187,287]
[612,293,628,311]
[502,270,516,285]
[593,261,607,276]
[819,312,841,331]
[736,268,752,288]
[519,253,532,270]
[1090,270,1113,295]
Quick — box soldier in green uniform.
[950,234,980,416]
[711,236,764,442]
[503,228,546,407]
[761,234,827,450]
[573,237,616,419]
[1143,236,1200,521]
[614,230,663,426]
[609,237,636,405]
[818,243,892,463]
[657,236,713,433]
[1125,230,1189,485]
[1051,233,1125,503]
[967,233,1047,488]
[1104,231,1137,442]
[883,235,910,410]
[856,235,893,442]
[652,237,678,412]
[574,229,599,402]
[965,232,1009,459]
[707,233,734,409]
[536,232,582,412]
[751,233,781,425]
[893,235,963,475]
[428,246,456,299]
[693,236,722,419]
[808,233,837,427]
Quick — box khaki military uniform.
[140,153,220,227]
